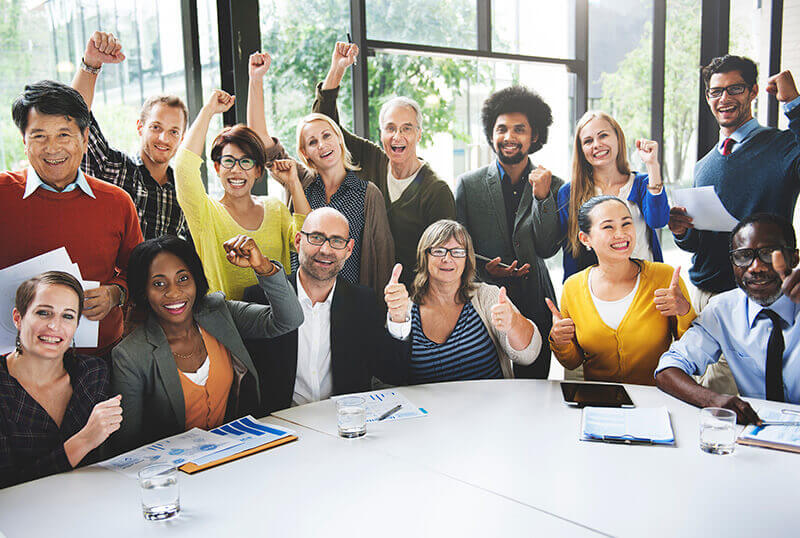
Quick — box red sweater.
[0,170,143,354]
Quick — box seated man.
[656,213,800,423]
[243,207,409,414]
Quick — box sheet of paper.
[670,186,739,232]
[582,407,674,442]
[97,428,240,478]
[334,389,429,422]
[739,405,800,447]
[191,416,296,465]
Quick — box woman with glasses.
[384,220,541,383]
[173,86,311,300]
[558,110,669,281]
[548,196,695,385]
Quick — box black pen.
[347,32,352,43]
[378,404,402,421]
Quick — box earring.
[15,333,23,355]
[586,246,592,251]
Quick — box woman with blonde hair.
[383,220,541,383]
[557,110,669,280]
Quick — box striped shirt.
[409,302,503,383]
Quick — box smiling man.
[454,86,563,379]
[71,31,188,240]
[0,80,143,358]
[656,213,800,422]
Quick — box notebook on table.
[737,405,800,454]
[580,407,675,445]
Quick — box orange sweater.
[0,170,143,353]
[178,328,233,431]
[550,261,696,385]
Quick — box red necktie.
[722,137,735,156]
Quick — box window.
[492,0,574,59]
[365,0,477,49]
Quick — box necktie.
[721,137,735,156]
[762,309,785,402]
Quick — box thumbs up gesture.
[490,286,515,332]
[384,263,410,322]
[653,266,691,316]
[772,249,800,302]
[546,297,575,346]
[528,165,552,201]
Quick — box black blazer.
[243,274,409,415]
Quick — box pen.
[758,421,800,426]
[474,253,511,270]
[347,32,352,43]
[378,404,402,421]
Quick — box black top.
[498,160,532,242]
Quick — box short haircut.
[210,124,268,175]
[379,96,423,130]
[577,195,630,237]
[411,219,477,305]
[140,94,188,131]
[730,212,797,251]
[295,113,360,173]
[481,85,552,154]
[702,55,758,89]
[12,80,90,134]
[127,235,210,315]
[15,271,84,319]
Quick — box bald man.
[243,207,409,414]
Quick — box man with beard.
[242,207,409,414]
[455,86,563,379]
[668,56,800,393]
[656,213,800,423]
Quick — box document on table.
[581,407,675,445]
[670,186,739,232]
[189,416,297,466]
[0,247,99,352]
[334,389,428,422]
[738,405,800,453]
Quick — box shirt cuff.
[387,311,412,340]
[783,95,800,115]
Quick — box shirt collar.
[746,293,797,328]
[23,165,95,199]
[495,159,532,181]
[297,273,336,309]
[719,118,760,147]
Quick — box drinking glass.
[138,464,180,520]
[337,396,367,438]
[699,407,737,455]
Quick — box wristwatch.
[80,57,101,75]
[111,284,127,307]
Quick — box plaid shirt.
[82,113,187,240]
[0,353,109,488]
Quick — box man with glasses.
[242,207,408,414]
[312,41,455,286]
[656,213,800,422]
[668,55,800,393]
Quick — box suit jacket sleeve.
[110,344,145,453]
[225,268,304,338]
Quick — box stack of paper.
[334,389,428,422]
[0,247,99,352]
[581,407,675,445]
[738,405,800,454]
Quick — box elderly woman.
[1,272,121,488]
[384,220,541,383]
[111,235,302,452]
[548,196,695,385]
[558,111,669,280]
[174,80,311,300]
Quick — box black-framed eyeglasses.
[729,246,787,268]
[300,231,349,250]
[216,155,257,170]
[427,247,467,258]
[706,83,749,99]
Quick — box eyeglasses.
[729,246,786,268]
[216,155,257,170]
[382,124,418,136]
[427,247,467,258]
[706,83,749,99]
[300,231,349,250]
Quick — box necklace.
[172,330,203,360]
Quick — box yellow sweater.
[174,148,304,300]
[550,261,696,386]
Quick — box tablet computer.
[560,382,635,408]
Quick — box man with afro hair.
[455,86,563,379]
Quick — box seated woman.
[111,235,303,452]
[384,220,541,383]
[245,53,394,296]
[1,272,121,488]
[558,110,669,281]
[174,84,311,300]
[548,196,696,385]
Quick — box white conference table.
[273,380,800,538]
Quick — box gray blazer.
[110,270,303,453]
[455,162,563,378]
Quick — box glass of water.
[699,407,737,455]
[138,464,180,520]
[337,396,367,438]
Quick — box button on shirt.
[22,166,95,199]
[657,290,800,403]
[292,278,336,406]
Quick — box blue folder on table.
[580,407,675,445]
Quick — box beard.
[298,251,344,282]
[494,142,528,165]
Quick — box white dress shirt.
[292,278,336,406]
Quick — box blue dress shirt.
[717,96,800,155]
[22,165,95,199]
[657,290,800,403]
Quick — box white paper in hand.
[671,186,739,232]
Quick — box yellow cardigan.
[174,148,304,300]
[550,261,696,386]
